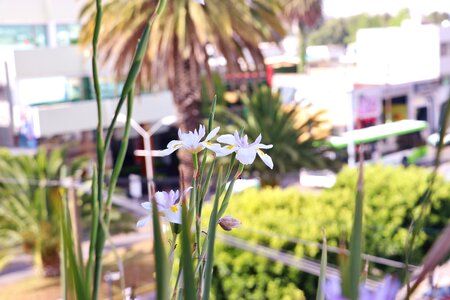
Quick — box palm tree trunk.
[170,48,202,188]
[297,23,307,74]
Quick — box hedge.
[208,165,450,299]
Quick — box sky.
[323,0,450,18]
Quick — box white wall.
[356,25,440,85]
[440,27,450,77]
[0,0,82,24]
[14,46,90,79]
[29,91,175,137]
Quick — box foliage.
[216,85,339,185]
[80,0,285,87]
[80,0,286,190]
[309,9,410,45]
[0,147,88,275]
[279,0,323,73]
[209,165,450,298]
[424,11,450,25]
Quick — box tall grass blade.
[344,154,364,300]
[203,169,223,300]
[316,229,327,300]
[181,195,196,300]
[152,200,170,300]
[409,223,450,294]
[404,94,450,292]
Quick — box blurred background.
[0,0,450,299]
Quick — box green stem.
[103,0,166,154]
[92,88,135,299]
[86,168,98,290]
[89,0,167,297]
[217,164,243,219]
[91,1,104,293]
[346,159,364,300]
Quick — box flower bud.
[218,216,241,231]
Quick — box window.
[0,25,47,47]
[56,24,80,46]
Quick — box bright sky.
[323,0,450,17]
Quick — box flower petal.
[198,125,206,139]
[217,134,237,145]
[192,0,205,4]
[203,142,223,154]
[236,147,257,165]
[233,131,241,145]
[163,204,182,224]
[174,189,180,201]
[169,190,176,203]
[257,150,274,169]
[141,202,152,210]
[374,276,401,300]
[204,126,220,142]
[136,216,151,228]
[155,191,169,208]
[257,143,273,149]
[324,278,347,300]
[250,134,262,146]
[153,148,177,157]
[215,145,237,157]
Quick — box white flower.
[153,125,221,156]
[137,188,191,227]
[193,0,205,4]
[216,131,274,169]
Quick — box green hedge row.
[209,165,450,299]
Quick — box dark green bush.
[210,165,450,298]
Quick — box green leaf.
[152,200,170,300]
[181,196,196,300]
[343,160,364,300]
[202,168,223,300]
[316,230,327,300]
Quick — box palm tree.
[216,85,340,186]
[280,0,322,73]
[0,148,88,276]
[80,0,285,182]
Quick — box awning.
[329,120,428,149]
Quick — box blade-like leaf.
[202,167,223,300]
[316,229,327,300]
[343,155,364,300]
[152,199,170,300]
[181,195,196,300]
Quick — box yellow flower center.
[227,145,235,149]
[170,205,178,213]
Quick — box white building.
[354,23,450,131]
[0,0,175,146]
[273,23,450,132]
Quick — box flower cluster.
[137,188,191,226]
[153,125,273,169]
[138,125,273,228]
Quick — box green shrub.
[209,165,450,298]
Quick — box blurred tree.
[216,85,339,186]
[0,148,88,277]
[79,0,285,182]
[309,9,410,46]
[309,18,348,45]
[388,8,410,26]
[424,11,450,25]
[280,0,323,73]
